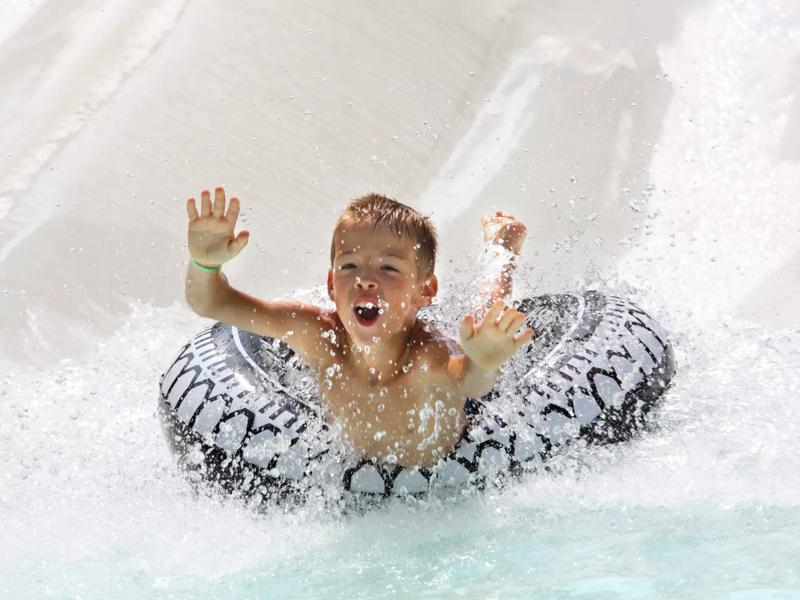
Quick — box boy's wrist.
[190,259,222,272]
[487,236,523,255]
[485,243,519,261]
[466,353,502,372]
[481,245,517,286]
[460,354,500,397]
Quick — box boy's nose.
[355,276,377,290]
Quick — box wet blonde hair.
[330,193,438,276]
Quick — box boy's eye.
[382,265,399,272]
[339,263,355,270]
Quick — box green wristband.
[191,259,221,273]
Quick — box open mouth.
[354,302,381,327]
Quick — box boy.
[185,188,533,468]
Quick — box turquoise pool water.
[2,300,799,599]
[6,504,799,598]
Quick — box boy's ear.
[419,274,438,307]
[327,269,335,301]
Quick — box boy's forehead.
[335,242,413,259]
[334,223,415,257]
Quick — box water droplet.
[385,453,398,464]
[377,403,385,412]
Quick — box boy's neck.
[346,327,416,385]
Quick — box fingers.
[201,190,212,217]
[482,300,525,327]
[192,187,242,223]
[477,302,531,337]
[479,299,506,327]
[498,308,525,332]
[460,315,476,341]
[213,187,225,217]
[513,327,535,349]
[481,211,516,223]
[186,197,199,221]
[491,304,528,338]
[226,196,240,224]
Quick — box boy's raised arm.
[185,188,333,369]
[447,212,534,398]
[476,211,527,312]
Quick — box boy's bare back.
[184,188,533,469]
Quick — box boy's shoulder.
[407,319,462,375]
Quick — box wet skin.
[185,189,533,468]
[323,222,466,466]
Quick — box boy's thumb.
[229,231,249,255]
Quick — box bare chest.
[319,362,466,467]
[321,367,423,433]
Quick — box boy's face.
[327,222,437,346]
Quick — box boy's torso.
[318,316,468,468]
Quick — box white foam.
[614,0,800,323]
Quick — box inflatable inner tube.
[159,291,675,500]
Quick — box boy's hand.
[460,300,534,371]
[481,211,527,255]
[186,187,249,267]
